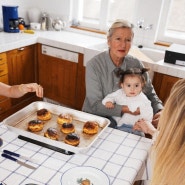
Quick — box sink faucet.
[136,19,153,48]
[144,24,153,30]
[136,19,153,30]
[137,19,144,29]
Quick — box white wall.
[0,0,70,27]
[0,0,164,49]
[133,0,163,49]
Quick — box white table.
[0,122,151,185]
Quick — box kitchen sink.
[88,42,108,51]
[139,47,165,62]
[84,42,108,66]
[88,43,165,62]
[84,41,165,68]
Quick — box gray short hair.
[107,19,134,38]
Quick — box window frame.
[78,0,110,31]
[72,0,137,32]
[71,0,114,31]
[72,0,185,45]
[155,0,185,44]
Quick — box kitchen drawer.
[0,74,9,83]
[6,45,34,55]
[0,62,8,76]
[0,98,11,115]
[0,52,7,64]
[0,74,9,101]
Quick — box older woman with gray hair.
[82,19,163,129]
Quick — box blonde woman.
[134,78,185,185]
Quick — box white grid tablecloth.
[0,122,152,185]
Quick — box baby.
[102,68,153,136]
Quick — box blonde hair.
[150,78,185,185]
[107,19,134,38]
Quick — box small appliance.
[40,12,52,30]
[2,5,19,33]
[164,44,185,66]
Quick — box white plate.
[61,166,110,185]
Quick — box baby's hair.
[116,67,150,86]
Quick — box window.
[72,0,137,31]
[167,0,185,32]
[156,0,185,44]
[71,0,185,45]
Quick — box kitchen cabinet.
[7,44,37,105]
[0,52,11,118]
[75,54,86,110]
[37,44,85,110]
[152,72,181,104]
[0,44,40,121]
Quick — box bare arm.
[152,110,162,128]
[133,119,156,136]
[0,82,43,98]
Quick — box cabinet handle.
[18,47,25,51]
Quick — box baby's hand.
[133,119,156,136]
[129,107,140,115]
[105,102,114,109]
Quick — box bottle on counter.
[40,12,52,31]
[41,12,47,30]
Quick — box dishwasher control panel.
[41,45,79,63]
